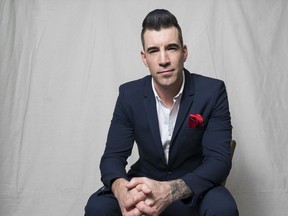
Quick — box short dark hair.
[141,9,183,48]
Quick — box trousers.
[84,186,238,216]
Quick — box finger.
[126,177,147,189]
[136,201,157,215]
[123,206,142,216]
[124,190,147,208]
[144,198,155,207]
[136,183,152,194]
[129,206,143,216]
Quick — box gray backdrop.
[1,0,287,215]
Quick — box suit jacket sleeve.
[99,84,134,190]
[181,80,232,204]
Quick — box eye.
[167,45,179,51]
[147,48,159,54]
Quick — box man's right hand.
[112,178,157,216]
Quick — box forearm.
[167,179,193,202]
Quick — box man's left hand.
[126,177,173,215]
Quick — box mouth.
[157,69,174,75]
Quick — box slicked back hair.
[141,9,184,49]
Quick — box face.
[141,27,188,91]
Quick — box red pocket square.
[188,114,204,128]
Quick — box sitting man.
[85,8,239,216]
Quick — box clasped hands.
[112,177,173,216]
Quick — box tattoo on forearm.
[168,179,193,202]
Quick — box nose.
[159,50,170,66]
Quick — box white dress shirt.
[151,72,185,164]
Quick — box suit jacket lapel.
[142,71,194,162]
[171,70,194,143]
[143,77,166,163]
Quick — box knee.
[199,186,239,216]
[84,192,120,216]
[84,194,101,216]
[203,203,239,216]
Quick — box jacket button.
[168,171,172,175]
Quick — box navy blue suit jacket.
[100,69,232,203]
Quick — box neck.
[154,78,182,109]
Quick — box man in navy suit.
[85,9,238,216]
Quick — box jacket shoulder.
[119,75,151,95]
[189,73,225,94]
[191,73,224,85]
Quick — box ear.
[183,45,188,62]
[141,50,148,67]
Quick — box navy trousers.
[84,186,239,216]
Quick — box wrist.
[167,179,193,202]
[111,178,129,198]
